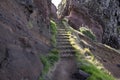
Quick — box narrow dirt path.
[51,27,77,80]
[52,58,77,80]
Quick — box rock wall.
[51,3,58,20]
[0,0,52,80]
[58,0,120,48]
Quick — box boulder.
[72,70,90,80]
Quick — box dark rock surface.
[0,0,54,80]
[51,3,58,20]
[72,70,90,80]
[58,0,120,48]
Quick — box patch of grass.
[50,20,57,35]
[74,48,115,80]
[39,49,59,80]
[68,32,115,80]
[79,27,96,41]
[80,61,115,80]
[40,56,51,74]
[50,20,57,47]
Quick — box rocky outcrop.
[51,3,58,20]
[58,0,120,48]
[58,0,103,42]
[0,0,53,80]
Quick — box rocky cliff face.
[58,0,120,48]
[51,3,58,20]
[0,0,53,80]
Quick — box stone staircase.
[57,28,76,58]
[51,27,90,80]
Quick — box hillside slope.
[63,20,120,79]
[0,0,52,80]
[58,0,120,49]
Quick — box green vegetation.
[62,18,115,80]
[50,20,57,47]
[72,42,115,80]
[79,27,96,41]
[28,20,33,29]
[39,20,58,80]
[76,49,115,80]
[39,49,59,80]
[68,30,115,80]
[80,62,115,80]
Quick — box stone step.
[57,46,74,50]
[57,30,67,33]
[60,53,74,57]
[57,42,71,45]
[57,34,68,36]
[59,50,76,54]
[57,43,72,46]
[57,40,70,42]
[57,34,70,37]
[57,45,73,48]
[57,29,66,31]
[57,37,69,39]
[57,34,70,36]
[57,41,70,43]
[57,32,67,34]
[57,28,68,30]
[57,38,70,42]
[57,28,69,30]
[57,29,66,30]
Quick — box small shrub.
[50,20,57,47]
[50,20,57,35]
[49,49,59,64]
[39,49,59,80]
[47,54,59,65]
[50,49,59,55]
[79,27,96,41]
[51,35,56,47]
[40,56,51,74]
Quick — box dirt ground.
[51,57,77,80]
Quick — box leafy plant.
[79,27,96,41]
[39,49,59,80]
[50,20,57,35]
[40,56,51,74]
[50,20,57,47]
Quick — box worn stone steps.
[60,53,74,57]
[57,37,69,39]
[57,28,75,58]
[59,50,76,54]
[57,28,69,31]
[57,39,70,42]
[57,46,74,50]
[57,41,70,44]
[57,35,70,37]
[57,34,70,36]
